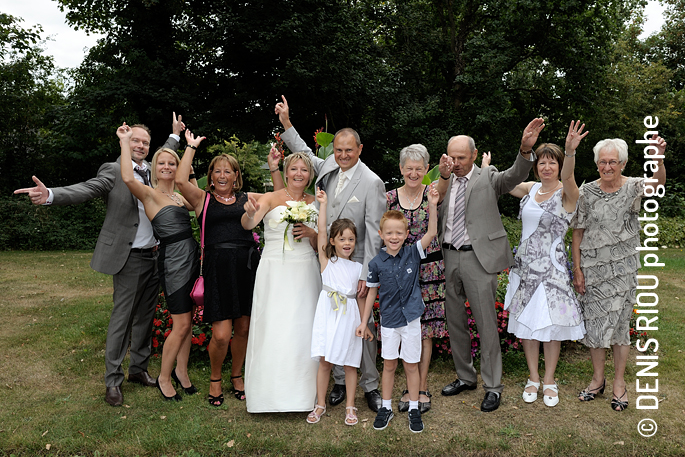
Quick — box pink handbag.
[190,192,210,307]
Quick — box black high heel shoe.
[578,378,606,401]
[171,369,198,395]
[156,377,182,402]
[208,378,224,407]
[230,375,246,401]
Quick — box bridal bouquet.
[269,200,318,251]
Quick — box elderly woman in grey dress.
[571,135,666,411]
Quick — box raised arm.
[268,144,285,191]
[436,154,452,203]
[561,120,588,210]
[118,123,151,203]
[316,189,329,271]
[275,95,324,173]
[176,129,206,213]
[420,186,440,251]
[241,193,273,230]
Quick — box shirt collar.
[133,160,148,171]
[452,165,475,183]
[338,160,360,180]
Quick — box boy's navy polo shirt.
[366,240,426,329]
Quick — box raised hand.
[172,112,186,136]
[14,175,49,205]
[565,120,589,153]
[244,195,260,219]
[439,154,453,178]
[521,118,545,151]
[316,189,327,205]
[649,133,667,159]
[274,95,292,129]
[267,144,282,170]
[481,151,491,167]
[185,129,206,148]
[116,122,133,140]
[427,186,439,206]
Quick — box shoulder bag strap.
[199,192,210,276]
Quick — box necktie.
[135,167,150,186]
[335,172,347,198]
[451,177,468,248]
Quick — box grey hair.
[447,135,476,153]
[399,144,430,167]
[593,138,629,164]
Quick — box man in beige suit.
[436,119,544,412]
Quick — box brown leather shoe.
[128,371,156,387]
[105,386,123,406]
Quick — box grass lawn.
[0,249,684,456]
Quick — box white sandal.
[522,378,540,403]
[306,404,326,424]
[543,383,559,407]
[345,406,358,426]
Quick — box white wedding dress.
[245,205,322,413]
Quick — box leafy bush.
[0,194,106,250]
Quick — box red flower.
[152,339,159,348]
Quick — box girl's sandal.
[306,404,326,424]
[345,406,358,426]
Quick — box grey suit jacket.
[438,153,533,274]
[51,137,179,275]
[281,127,385,278]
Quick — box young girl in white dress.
[307,189,374,426]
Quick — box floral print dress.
[387,187,448,340]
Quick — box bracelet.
[440,174,450,180]
[188,173,196,180]
[564,150,577,157]
[573,266,582,272]
[270,168,279,173]
[186,145,197,150]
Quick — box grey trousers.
[443,249,503,393]
[332,313,379,392]
[105,250,160,387]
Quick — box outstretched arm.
[241,193,272,230]
[118,123,151,203]
[275,95,324,174]
[316,189,329,271]
[176,129,206,213]
[14,176,50,205]
[561,120,588,210]
[420,187,440,251]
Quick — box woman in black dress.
[177,134,282,406]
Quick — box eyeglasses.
[598,160,620,167]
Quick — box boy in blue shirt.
[356,187,439,433]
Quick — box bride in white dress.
[241,152,321,412]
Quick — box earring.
[210,182,215,190]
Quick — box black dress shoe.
[329,384,346,406]
[441,379,477,396]
[105,386,123,406]
[481,391,501,412]
[156,377,182,402]
[128,371,156,387]
[365,388,382,412]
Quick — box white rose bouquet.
[269,200,318,251]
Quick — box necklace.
[160,189,183,206]
[284,188,306,202]
[402,186,423,209]
[213,191,236,204]
[537,183,561,196]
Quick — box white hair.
[593,138,628,164]
[399,144,430,167]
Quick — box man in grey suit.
[436,119,544,412]
[15,114,185,406]
[275,96,385,411]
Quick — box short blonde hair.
[283,152,315,187]
[150,147,181,188]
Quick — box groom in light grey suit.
[15,114,185,406]
[275,96,385,411]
